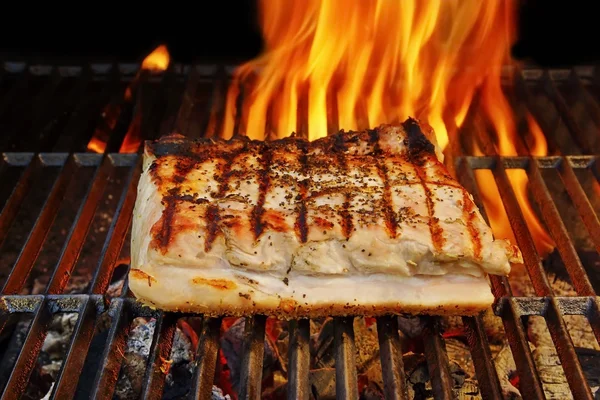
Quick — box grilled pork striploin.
[130,118,522,318]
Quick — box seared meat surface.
[130,118,521,318]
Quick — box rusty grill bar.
[0,61,599,399]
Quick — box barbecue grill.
[0,60,599,400]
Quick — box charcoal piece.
[311,318,335,369]
[360,380,384,399]
[163,323,196,399]
[21,362,54,400]
[162,361,193,400]
[309,368,336,399]
[397,315,427,339]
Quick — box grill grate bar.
[47,154,111,294]
[568,69,600,129]
[204,66,229,139]
[2,154,76,294]
[0,297,50,400]
[513,70,562,155]
[48,295,97,399]
[492,158,595,396]
[233,80,247,137]
[0,65,31,120]
[140,311,177,400]
[141,66,181,143]
[542,71,596,154]
[544,297,594,398]
[90,155,140,294]
[558,157,600,254]
[53,66,118,153]
[528,158,596,295]
[238,315,267,400]
[422,317,454,400]
[0,68,62,151]
[34,66,94,153]
[104,87,139,154]
[0,153,40,249]
[501,299,546,399]
[376,316,409,400]
[172,66,201,137]
[287,319,310,400]
[334,317,359,400]
[462,316,503,399]
[456,157,546,398]
[90,298,130,400]
[191,317,222,399]
[490,157,553,295]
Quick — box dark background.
[0,0,598,67]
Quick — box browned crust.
[129,266,494,319]
[132,294,488,319]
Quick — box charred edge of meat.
[367,128,380,152]
[402,117,436,165]
[252,145,272,239]
[146,117,436,159]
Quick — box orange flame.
[141,45,170,72]
[87,45,171,154]
[224,0,555,256]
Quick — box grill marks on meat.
[252,144,271,240]
[463,190,482,259]
[145,119,503,268]
[150,158,195,250]
[295,143,309,243]
[370,127,398,239]
[413,164,445,253]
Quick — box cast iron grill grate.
[0,61,599,399]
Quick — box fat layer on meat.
[129,118,522,318]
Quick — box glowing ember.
[224,0,555,257]
[141,44,170,72]
[86,44,171,154]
